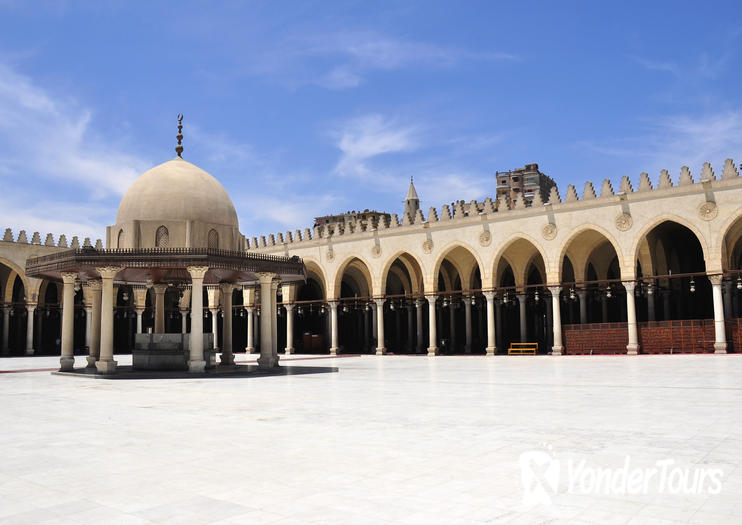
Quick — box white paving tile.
[0,353,741,523]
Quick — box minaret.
[404,176,420,218]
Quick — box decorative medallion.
[615,213,633,232]
[371,244,382,258]
[478,231,491,247]
[698,202,718,221]
[422,239,433,254]
[541,223,557,240]
[326,249,335,262]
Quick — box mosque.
[2,120,742,369]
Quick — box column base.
[245,346,255,354]
[257,355,280,369]
[219,353,235,366]
[626,344,640,355]
[86,355,97,368]
[285,347,294,355]
[330,347,339,356]
[25,348,34,356]
[427,346,439,356]
[464,345,471,354]
[551,346,563,356]
[486,346,497,356]
[714,342,728,354]
[188,360,206,373]
[95,359,118,374]
[375,347,386,356]
[59,356,75,371]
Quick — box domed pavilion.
[26,117,305,374]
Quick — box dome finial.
[175,114,184,157]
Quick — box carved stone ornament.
[371,244,381,258]
[541,223,557,240]
[698,202,718,221]
[615,213,633,232]
[422,239,433,254]
[326,249,335,262]
[478,231,491,247]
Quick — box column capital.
[256,272,278,284]
[483,291,496,301]
[373,297,386,306]
[424,293,437,301]
[152,283,168,294]
[547,286,561,295]
[415,298,425,307]
[622,281,637,292]
[96,267,122,279]
[135,307,146,314]
[187,266,209,280]
[708,274,723,286]
[85,279,102,291]
[26,303,37,310]
[219,282,234,294]
[245,305,254,313]
[61,272,78,284]
[284,303,294,312]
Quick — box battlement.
[0,229,104,250]
[245,159,741,250]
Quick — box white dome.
[116,157,239,228]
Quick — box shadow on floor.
[52,364,338,380]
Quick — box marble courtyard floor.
[0,354,741,524]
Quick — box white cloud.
[0,63,149,198]
[577,110,742,179]
[334,114,419,176]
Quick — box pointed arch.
[379,250,425,294]
[332,255,374,299]
[557,225,624,282]
[630,214,710,273]
[430,242,484,292]
[155,225,169,248]
[489,234,549,288]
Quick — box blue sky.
[0,1,741,242]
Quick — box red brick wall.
[638,320,715,353]
[563,323,628,354]
[562,319,739,354]
[726,319,742,353]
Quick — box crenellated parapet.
[0,228,104,250]
[247,159,742,251]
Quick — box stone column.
[179,308,188,333]
[548,286,563,355]
[464,296,472,353]
[363,307,370,352]
[709,275,728,354]
[257,273,279,368]
[152,284,167,333]
[484,291,496,356]
[134,308,144,334]
[86,280,101,367]
[426,294,438,355]
[624,282,639,355]
[601,294,608,322]
[647,288,656,322]
[723,280,734,319]
[371,302,378,348]
[270,280,279,356]
[415,299,424,353]
[518,293,527,342]
[329,301,339,355]
[210,308,219,350]
[96,267,120,374]
[285,304,295,354]
[407,304,414,352]
[219,283,234,365]
[495,299,503,352]
[245,306,255,353]
[449,304,456,351]
[25,303,36,355]
[576,290,587,324]
[59,273,78,370]
[375,298,386,355]
[84,303,93,350]
[1,307,9,355]
[187,266,209,373]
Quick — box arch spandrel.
[430,241,485,293]
[629,214,713,275]
[556,225,625,282]
[489,234,550,289]
[714,208,742,271]
[378,250,425,294]
[331,255,376,299]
